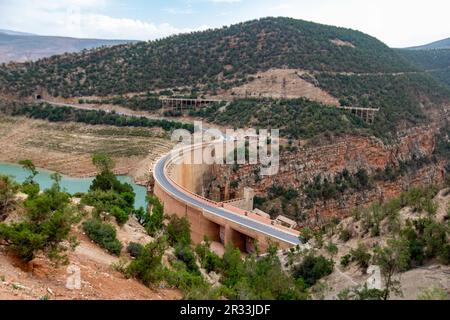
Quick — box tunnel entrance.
[35,94,42,100]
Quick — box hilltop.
[0,17,418,97]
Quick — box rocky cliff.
[206,125,447,221]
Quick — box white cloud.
[0,0,206,40]
[263,0,450,47]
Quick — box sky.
[0,0,448,48]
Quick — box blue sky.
[0,0,449,47]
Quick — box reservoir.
[0,162,148,209]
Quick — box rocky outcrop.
[206,125,445,219]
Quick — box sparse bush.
[175,244,199,274]
[127,242,144,258]
[0,175,78,262]
[21,182,40,199]
[82,219,122,256]
[166,215,191,246]
[340,254,352,268]
[299,227,314,242]
[0,175,19,221]
[110,206,129,225]
[293,253,334,287]
[350,244,372,271]
[126,238,167,286]
[339,228,352,242]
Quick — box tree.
[19,159,38,183]
[166,215,192,246]
[126,237,167,285]
[0,175,78,262]
[293,253,334,287]
[373,238,411,300]
[145,196,165,236]
[92,153,115,173]
[0,175,19,221]
[350,243,372,270]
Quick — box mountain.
[0,17,419,96]
[0,29,136,63]
[0,17,449,139]
[407,38,450,50]
[398,47,450,88]
[0,29,35,36]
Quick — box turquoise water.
[0,162,148,209]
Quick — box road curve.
[153,153,301,246]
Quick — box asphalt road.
[154,154,301,245]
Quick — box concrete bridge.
[152,142,300,253]
[160,97,223,112]
[337,106,380,124]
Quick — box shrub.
[166,215,191,246]
[0,175,19,221]
[126,238,167,286]
[299,227,314,242]
[294,253,334,287]
[326,242,338,256]
[350,244,372,270]
[339,229,352,242]
[82,219,122,256]
[195,239,222,273]
[0,176,78,262]
[340,254,352,267]
[0,223,47,261]
[440,244,450,265]
[175,244,199,274]
[21,182,40,199]
[144,196,164,236]
[127,242,144,258]
[110,206,129,225]
[417,287,449,300]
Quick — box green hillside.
[406,38,450,50]
[0,17,449,140]
[398,49,450,88]
[0,17,417,98]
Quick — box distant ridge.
[406,37,450,50]
[0,29,137,63]
[0,29,35,36]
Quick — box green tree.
[126,237,167,285]
[0,175,78,262]
[145,196,165,236]
[19,159,38,183]
[166,215,191,246]
[92,153,115,173]
[293,253,334,287]
[0,175,19,221]
[373,238,411,300]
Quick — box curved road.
[154,153,301,246]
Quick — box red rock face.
[207,125,445,219]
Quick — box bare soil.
[0,116,175,183]
[0,216,181,300]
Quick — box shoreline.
[0,161,149,187]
